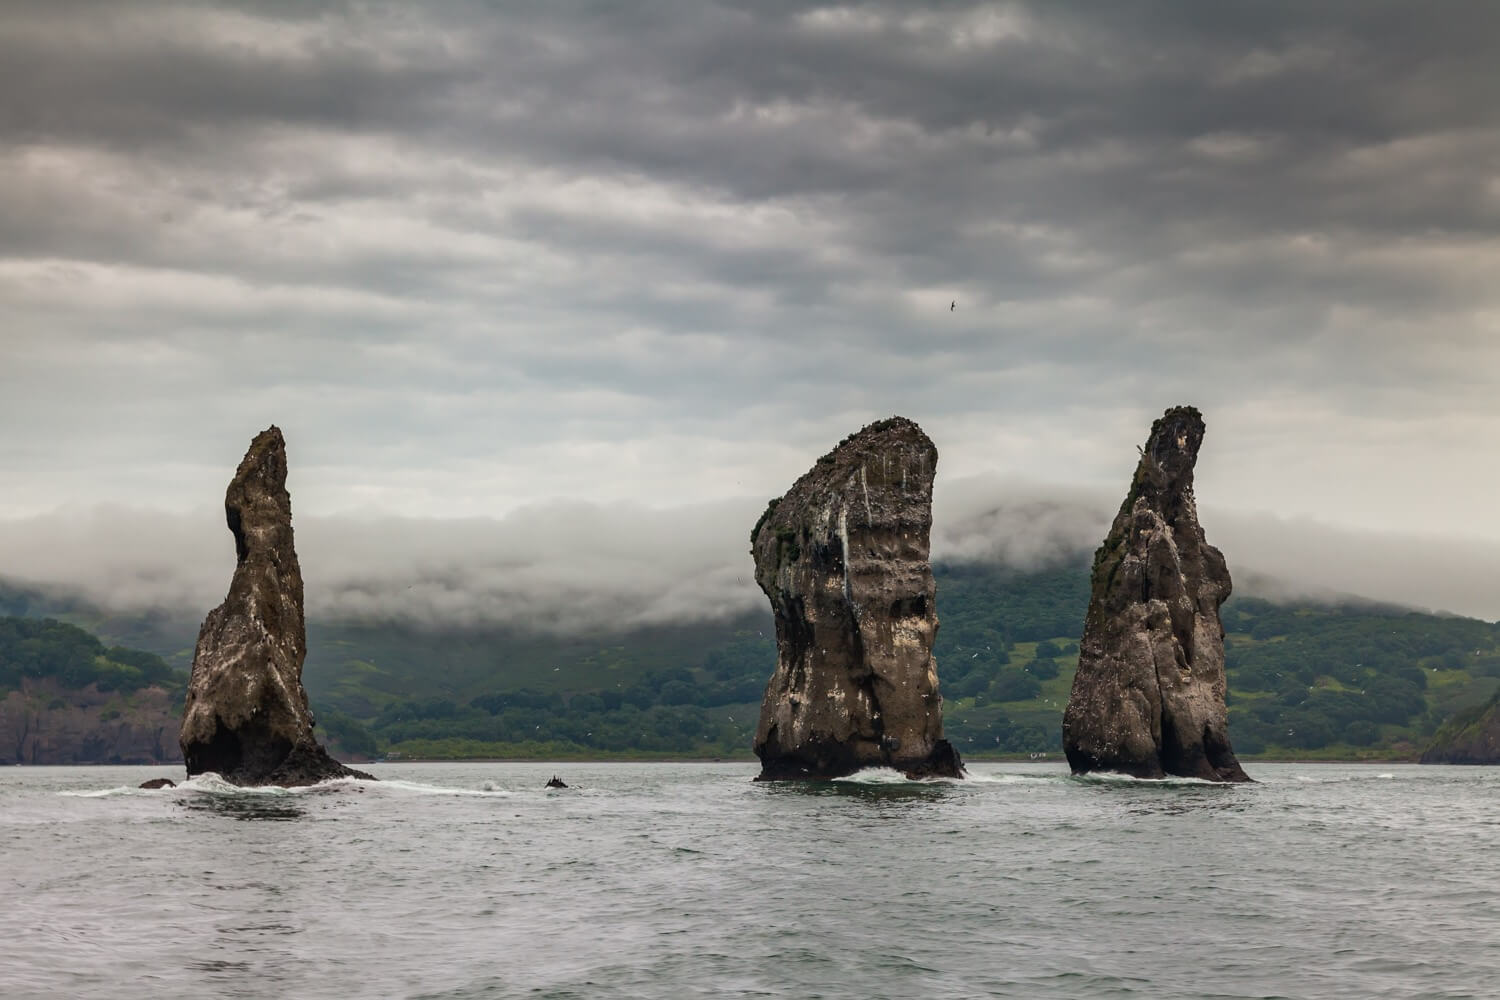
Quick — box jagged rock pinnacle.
[1062,406,1250,782]
[179,426,372,786]
[750,417,963,780]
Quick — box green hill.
[0,615,185,696]
[5,563,1498,762]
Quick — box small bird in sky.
[950,301,955,311]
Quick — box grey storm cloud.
[2,2,1500,621]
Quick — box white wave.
[962,770,1053,784]
[58,786,143,798]
[58,773,510,799]
[368,778,512,798]
[830,768,961,785]
[1069,771,1228,787]
[57,773,318,798]
[180,774,512,798]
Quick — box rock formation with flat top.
[751,417,963,780]
[1063,406,1249,782]
[179,427,373,786]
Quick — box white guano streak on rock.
[837,506,852,607]
[1151,522,1183,702]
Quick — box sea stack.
[179,427,372,786]
[751,417,963,780]
[1062,406,1249,782]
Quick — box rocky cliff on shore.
[1,679,181,765]
[751,417,963,780]
[180,427,372,786]
[1421,695,1500,764]
[1062,406,1249,782]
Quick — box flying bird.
[950,301,955,311]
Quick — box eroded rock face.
[2,680,181,765]
[179,427,372,786]
[751,417,963,780]
[1062,406,1249,782]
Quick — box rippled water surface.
[4,761,1498,999]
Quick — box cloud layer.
[2,480,1495,633]
[3,3,1499,616]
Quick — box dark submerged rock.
[751,417,963,781]
[1062,406,1249,782]
[545,775,568,788]
[179,427,373,787]
[138,777,176,789]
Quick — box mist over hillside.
[1,477,1497,637]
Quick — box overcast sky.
[3,2,1498,622]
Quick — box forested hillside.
[1222,599,1500,755]
[0,616,183,695]
[284,562,1500,761]
[5,562,1498,763]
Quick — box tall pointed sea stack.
[751,417,963,780]
[1063,406,1249,782]
[180,427,372,786]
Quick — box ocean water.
[2,762,1497,1000]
